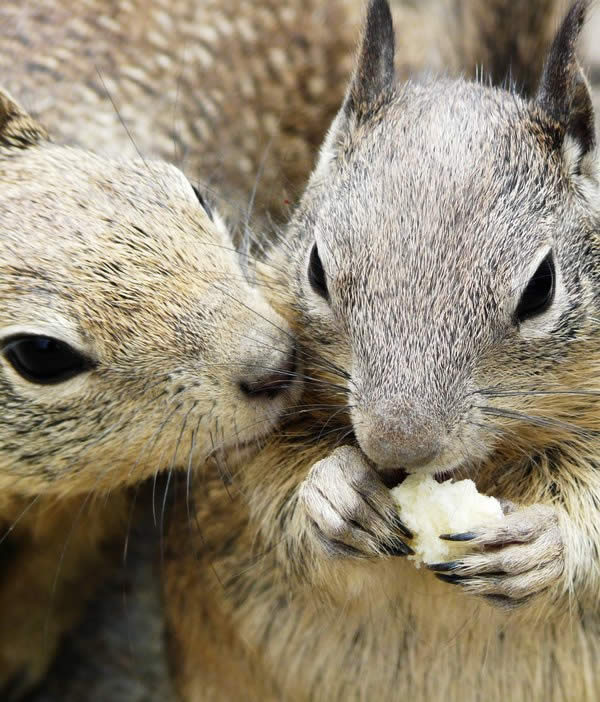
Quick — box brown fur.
[0,494,130,699]
[0,86,301,697]
[0,0,566,233]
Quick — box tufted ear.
[0,88,48,151]
[345,0,396,120]
[536,0,595,159]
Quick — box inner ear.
[0,89,48,151]
[536,0,595,158]
[345,0,396,118]
[566,72,596,156]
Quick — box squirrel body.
[164,2,600,700]
[0,0,567,230]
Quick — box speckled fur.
[165,2,600,701]
[0,0,573,698]
[0,89,301,698]
[0,0,566,233]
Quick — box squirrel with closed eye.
[164,2,600,701]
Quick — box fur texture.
[165,2,600,700]
[0,0,566,232]
[1,0,576,698]
[0,90,301,698]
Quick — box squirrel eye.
[515,251,556,323]
[192,185,213,220]
[308,243,329,301]
[2,336,92,385]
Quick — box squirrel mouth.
[379,468,455,489]
[379,469,408,489]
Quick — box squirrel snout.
[238,346,298,399]
[363,435,440,470]
[353,409,442,470]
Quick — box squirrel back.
[0,0,569,233]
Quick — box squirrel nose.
[238,347,298,399]
[353,408,442,469]
[361,434,440,469]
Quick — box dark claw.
[427,560,460,572]
[435,573,467,586]
[309,518,364,559]
[385,540,415,557]
[392,514,413,539]
[439,531,477,542]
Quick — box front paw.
[429,504,563,608]
[299,446,412,559]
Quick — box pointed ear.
[308,0,396,183]
[536,0,595,158]
[0,88,48,151]
[345,0,396,118]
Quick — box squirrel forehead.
[0,144,232,274]
[315,80,565,277]
[0,143,256,355]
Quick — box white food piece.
[390,474,504,567]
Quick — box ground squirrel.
[0,88,302,699]
[165,1,600,700]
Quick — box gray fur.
[164,3,600,701]
[287,0,598,473]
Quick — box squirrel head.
[0,91,301,496]
[283,0,599,479]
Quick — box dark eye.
[192,185,213,220]
[2,336,92,384]
[308,243,329,301]
[515,251,556,323]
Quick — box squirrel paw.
[429,504,563,609]
[300,446,413,559]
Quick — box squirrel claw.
[439,531,477,542]
[392,514,413,539]
[435,573,466,586]
[434,504,563,608]
[301,446,412,561]
[384,540,414,557]
[427,560,460,572]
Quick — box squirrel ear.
[0,88,48,151]
[536,0,595,158]
[307,0,396,184]
[345,0,396,119]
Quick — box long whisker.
[479,389,600,399]
[0,492,44,546]
[477,405,599,439]
[95,67,147,168]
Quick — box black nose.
[239,347,298,399]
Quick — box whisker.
[477,405,599,438]
[95,67,147,168]
[0,492,43,546]
[479,388,600,399]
